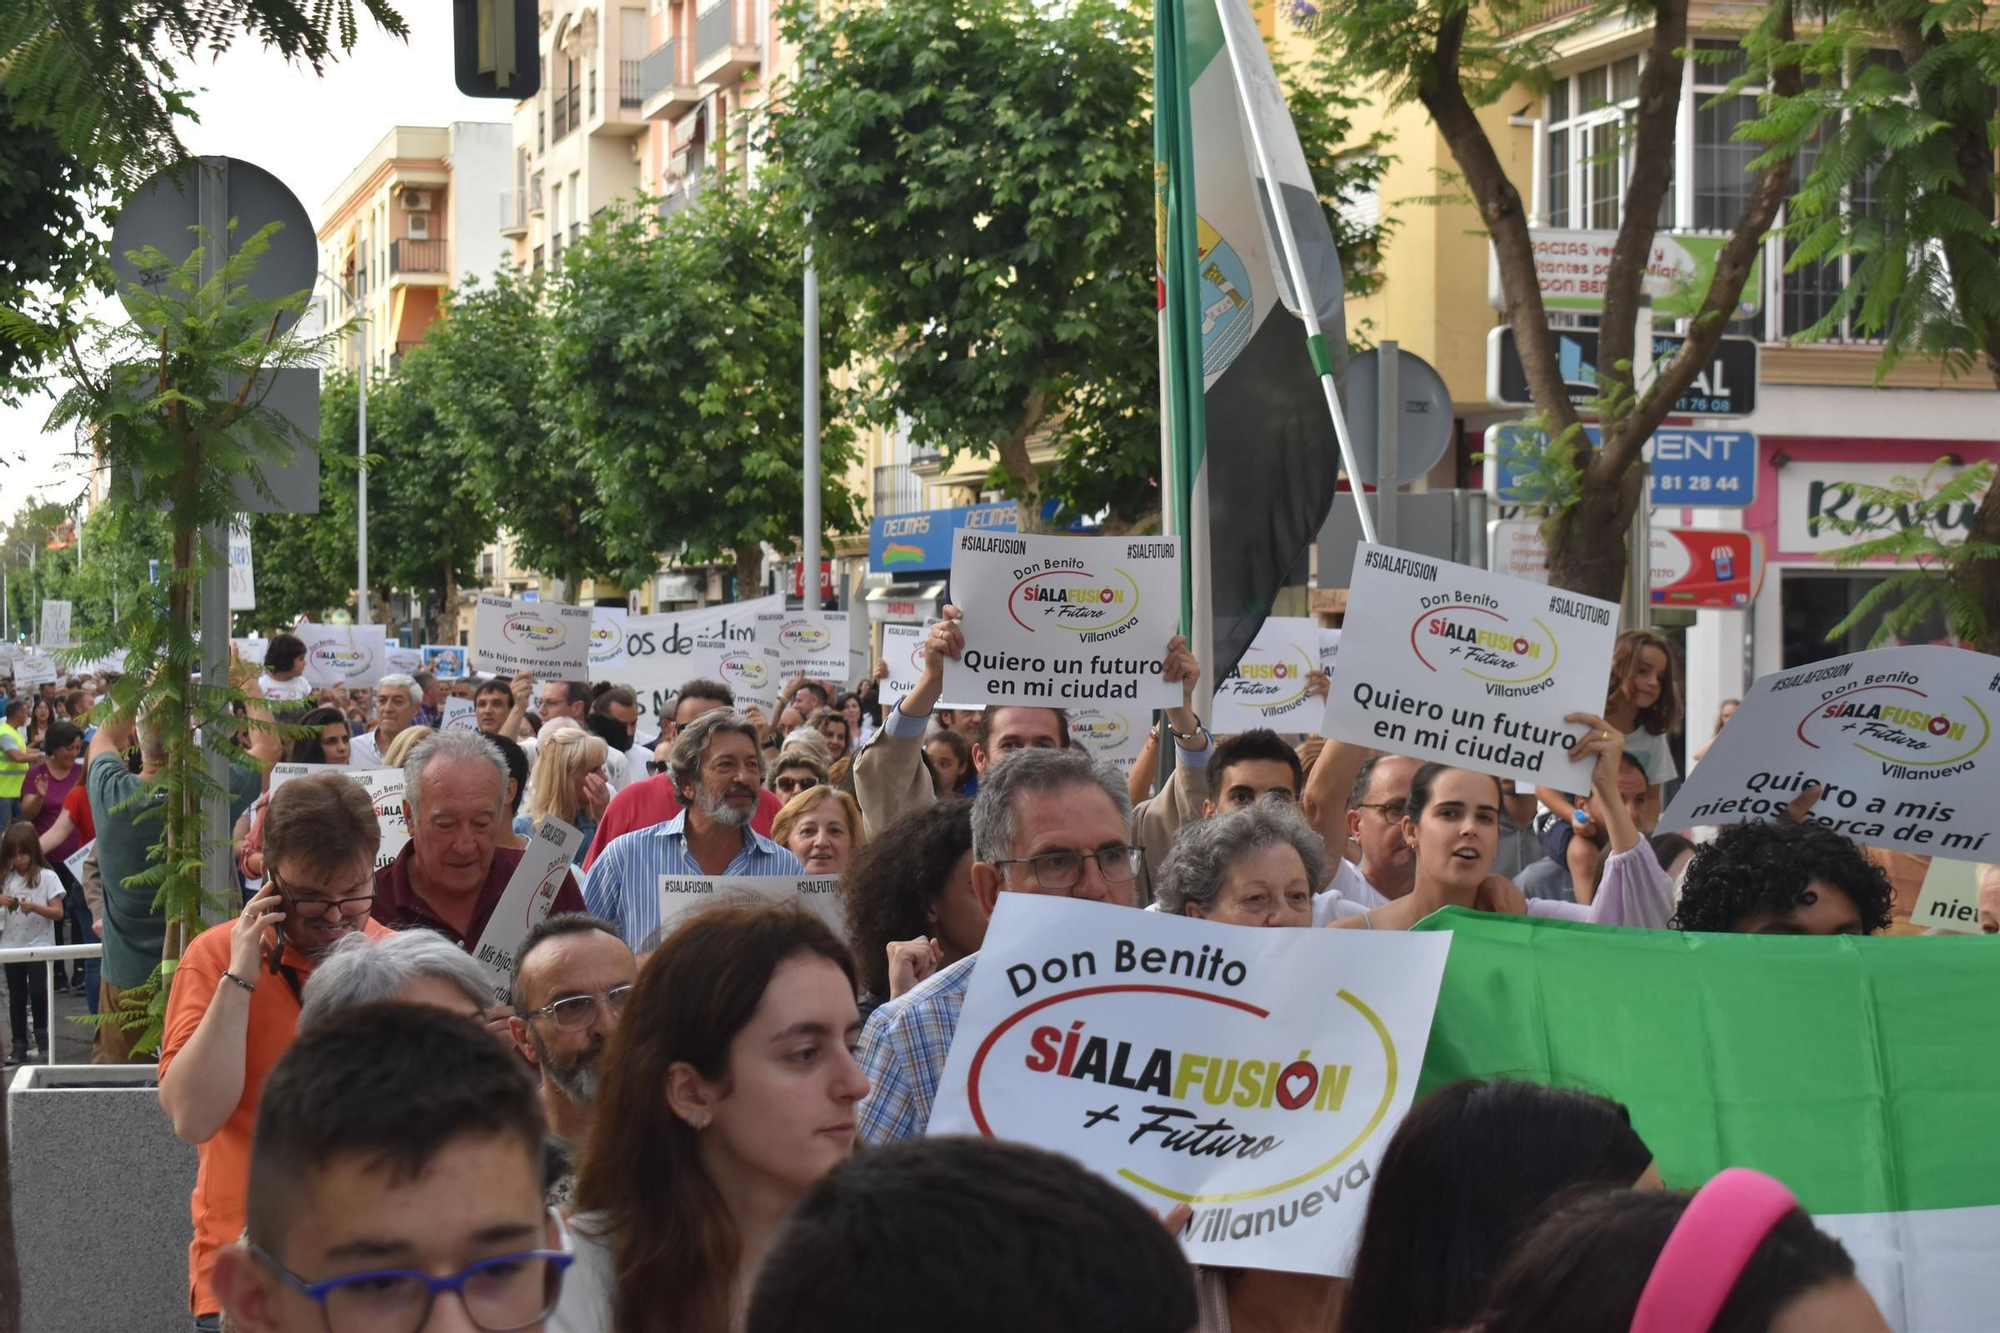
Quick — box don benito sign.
[929,896,1451,1276]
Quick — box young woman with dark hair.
[922,727,973,797]
[1540,629,1683,830]
[838,799,979,1021]
[290,706,351,767]
[1673,819,1895,936]
[1476,1169,1887,1333]
[1339,1079,1657,1333]
[555,901,870,1333]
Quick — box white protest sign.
[879,624,926,712]
[1212,617,1322,736]
[299,625,388,689]
[1659,645,2000,859]
[945,531,1181,710]
[928,896,1451,1276]
[471,595,593,678]
[421,645,467,678]
[270,764,409,868]
[232,637,269,666]
[616,595,785,728]
[1066,706,1151,775]
[1318,629,1341,676]
[469,817,581,1005]
[228,525,255,611]
[1324,545,1618,785]
[757,610,849,682]
[1911,858,1986,935]
[385,645,423,676]
[37,601,71,649]
[12,654,57,688]
[588,607,629,683]
[650,874,843,951]
[440,696,477,732]
[64,839,93,885]
[73,650,127,676]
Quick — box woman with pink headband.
[1477,1167,1890,1332]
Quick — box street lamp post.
[319,272,369,626]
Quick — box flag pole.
[1213,5,1377,547]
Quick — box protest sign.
[879,624,926,712]
[385,645,423,675]
[232,637,269,666]
[1661,645,2000,858]
[758,610,849,682]
[299,625,387,689]
[72,650,127,676]
[468,817,580,1005]
[650,874,843,951]
[928,896,1450,1276]
[944,531,1181,709]
[440,696,477,732]
[63,840,93,885]
[270,763,409,868]
[1066,706,1150,775]
[1318,629,1341,675]
[1323,544,1618,785]
[37,601,71,649]
[421,645,466,678]
[471,595,593,678]
[1911,858,1986,935]
[12,655,57,688]
[589,607,629,683]
[1212,617,1321,736]
[616,595,784,728]
[228,525,255,611]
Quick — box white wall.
[448,121,516,278]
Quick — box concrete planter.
[8,1064,194,1331]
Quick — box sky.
[0,6,510,524]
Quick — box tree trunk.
[1546,451,1647,600]
[995,389,1050,534]
[733,541,764,603]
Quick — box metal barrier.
[0,943,103,1065]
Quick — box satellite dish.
[1340,347,1455,487]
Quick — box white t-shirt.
[1312,857,1389,926]
[0,869,64,949]
[257,673,313,703]
[347,730,388,770]
[1625,727,1678,784]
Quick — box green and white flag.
[1155,0,1354,685]
[1416,909,2000,1331]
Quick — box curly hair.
[1672,819,1894,935]
[838,798,974,1000]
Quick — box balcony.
[587,59,649,138]
[619,59,643,108]
[693,0,758,85]
[658,173,707,219]
[498,188,529,235]
[389,238,447,276]
[872,464,925,518]
[640,39,701,120]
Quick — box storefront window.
[1781,571,1951,668]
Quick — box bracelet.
[220,969,257,994]
[1163,718,1208,744]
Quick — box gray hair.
[970,747,1131,865]
[297,929,493,1028]
[377,673,420,707]
[1154,801,1331,917]
[404,728,509,812]
[668,707,764,799]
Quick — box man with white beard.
[583,709,802,949]
[507,913,638,1206]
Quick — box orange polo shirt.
[159,915,393,1315]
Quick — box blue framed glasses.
[250,1209,574,1333]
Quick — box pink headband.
[1629,1167,1797,1333]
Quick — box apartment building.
[1280,3,1997,750]
[318,122,513,373]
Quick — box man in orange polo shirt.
[159,773,390,1331]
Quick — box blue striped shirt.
[583,809,802,949]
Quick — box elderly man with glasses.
[159,772,395,1332]
[855,746,1145,1146]
[506,913,638,1206]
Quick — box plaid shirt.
[855,954,980,1146]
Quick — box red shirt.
[62,780,94,844]
[583,775,782,869]
[371,842,586,948]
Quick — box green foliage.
[1304,0,1604,113]
[553,191,863,591]
[1819,458,1998,648]
[766,0,1388,529]
[1476,415,1591,521]
[0,86,106,402]
[32,222,336,1044]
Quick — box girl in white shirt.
[0,821,67,1063]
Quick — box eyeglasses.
[773,776,823,795]
[525,983,635,1031]
[647,760,670,775]
[250,1210,573,1333]
[269,870,377,920]
[1355,799,1409,821]
[993,845,1144,891]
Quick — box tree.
[553,190,864,595]
[1313,0,1806,600]
[0,88,103,402]
[767,0,1388,530]
[1769,0,2000,649]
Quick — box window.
[1542,49,1674,235]
[1335,150,1381,234]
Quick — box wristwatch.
[1163,717,1209,746]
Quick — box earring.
[687,1113,710,1131]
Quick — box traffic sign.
[1485,327,1758,417]
[1483,424,1757,508]
[1339,347,1454,486]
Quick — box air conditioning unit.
[398,189,433,211]
[406,212,431,240]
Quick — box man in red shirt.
[584,679,781,868]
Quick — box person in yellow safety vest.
[0,698,42,826]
